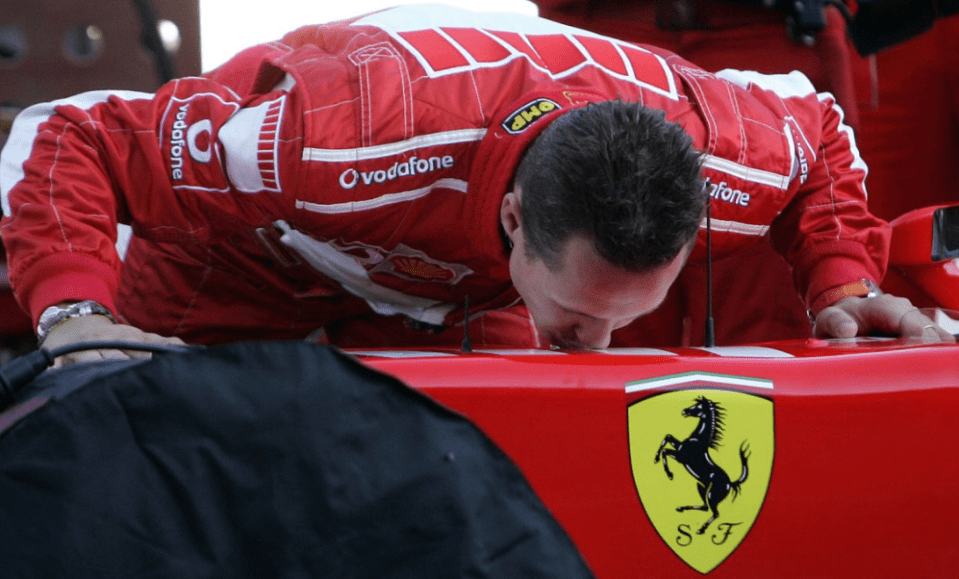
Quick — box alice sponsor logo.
[708,181,751,207]
[338,155,454,189]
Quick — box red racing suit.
[0,5,888,346]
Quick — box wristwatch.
[808,278,882,323]
[36,300,115,345]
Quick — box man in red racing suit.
[0,5,945,360]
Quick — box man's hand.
[813,294,956,342]
[40,314,187,367]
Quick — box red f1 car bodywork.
[356,337,959,577]
[345,203,959,577]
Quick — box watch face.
[39,305,69,325]
[38,305,71,335]
[861,279,882,297]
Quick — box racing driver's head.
[501,101,705,349]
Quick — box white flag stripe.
[296,178,468,214]
[702,154,790,190]
[692,346,794,358]
[301,129,487,162]
[1,90,153,216]
[626,372,774,393]
[699,217,770,236]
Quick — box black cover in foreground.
[0,341,594,579]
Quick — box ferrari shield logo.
[627,373,774,574]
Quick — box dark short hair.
[514,100,705,271]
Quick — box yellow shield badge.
[627,373,774,574]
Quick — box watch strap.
[808,278,882,321]
[36,300,115,344]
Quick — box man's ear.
[500,191,522,243]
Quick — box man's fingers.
[929,325,955,342]
[43,316,190,367]
[897,307,929,337]
[898,308,956,342]
[53,348,132,368]
[813,307,859,338]
[118,335,185,359]
[815,294,956,342]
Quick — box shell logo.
[389,256,455,281]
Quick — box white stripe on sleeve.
[1,90,153,216]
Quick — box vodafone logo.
[186,119,213,163]
[338,155,454,189]
[169,105,215,180]
[708,181,751,207]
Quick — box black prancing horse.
[654,396,750,535]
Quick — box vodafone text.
[339,156,454,189]
[168,104,214,180]
[169,104,190,180]
[708,181,751,207]
[795,142,809,184]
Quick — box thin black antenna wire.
[704,182,716,348]
[461,295,472,353]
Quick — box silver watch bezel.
[36,300,115,343]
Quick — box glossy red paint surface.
[355,339,959,578]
